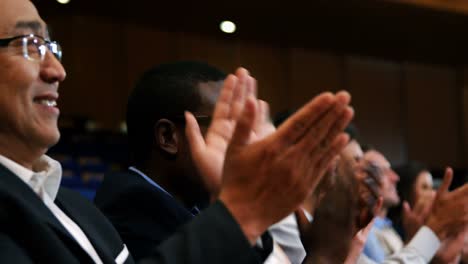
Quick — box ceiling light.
[220,21,236,34]
[57,0,70,4]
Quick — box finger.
[335,90,352,105]
[229,97,258,147]
[306,133,350,189]
[305,104,353,159]
[252,77,258,97]
[451,183,468,200]
[212,74,237,120]
[275,92,336,146]
[362,218,375,237]
[301,106,354,167]
[185,111,205,154]
[437,167,453,195]
[230,68,249,120]
[304,101,353,152]
[259,100,270,123]
[246,75,257,99]
[254,100,267,133]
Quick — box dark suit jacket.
[0,163,262,263]
[94,170,194,260]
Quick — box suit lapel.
[0,163,99,263]
[0,164,74,240]
[55,194,116,263]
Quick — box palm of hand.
[185,69,276,200]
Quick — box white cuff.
[406,226,441,261]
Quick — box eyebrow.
[14,21,49,38]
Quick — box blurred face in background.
[412,170,434,205]
[364,150,400,208]
[340,139,363,169]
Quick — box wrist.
[426,217,446,241]
[219,194,265,245]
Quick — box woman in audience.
[392,162,466,264]
[390,161,434,241]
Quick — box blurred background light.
[220,21,236,34]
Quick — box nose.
[39,50,66,84]
[390,169,400,183]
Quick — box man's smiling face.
[0,0,66,167]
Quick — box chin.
[40,127,61,149]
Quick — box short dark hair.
[126,61,226,165]
[344,123,359,142]
[273,109,296,127]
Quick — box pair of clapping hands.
[294,155,384,263]
[296,156,468,263]
[183,68,354,244]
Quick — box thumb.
[230,97,257,147]
[360,218,375,238]
[437,167,453,196]
[185,111,205,154]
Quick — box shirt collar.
[0,154,62,200]
[129,166,200,216]
[374,216,393,229]
[128,166,173,198]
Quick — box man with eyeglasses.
[0,0,355,263]
[355,149,468,264]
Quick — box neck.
[0,135,44,170]
[378,207,388,218]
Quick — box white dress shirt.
[0,155,104,264]
[269,208,440,264]
[269,211,313,264]
[358,226,441,264]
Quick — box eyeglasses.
[172,115,212,127]
[0,34,62,62]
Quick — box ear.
[154,119,179,155]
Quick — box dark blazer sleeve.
[140,201,262,264]
[0,234,34,264]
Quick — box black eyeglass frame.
[0,34,62,62]
[170,114,212,127]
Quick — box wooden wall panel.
[345,57,405,165]
[176,33,239,73]
[289,48,342,108]
[124,25,177,97]
[462,70,468,166]
[46,15,467,169]
[237,42,290,114]
[52,16,128,129]
[405,64,461,167]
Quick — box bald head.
[364,150,400,209]
[0,0,48,38]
